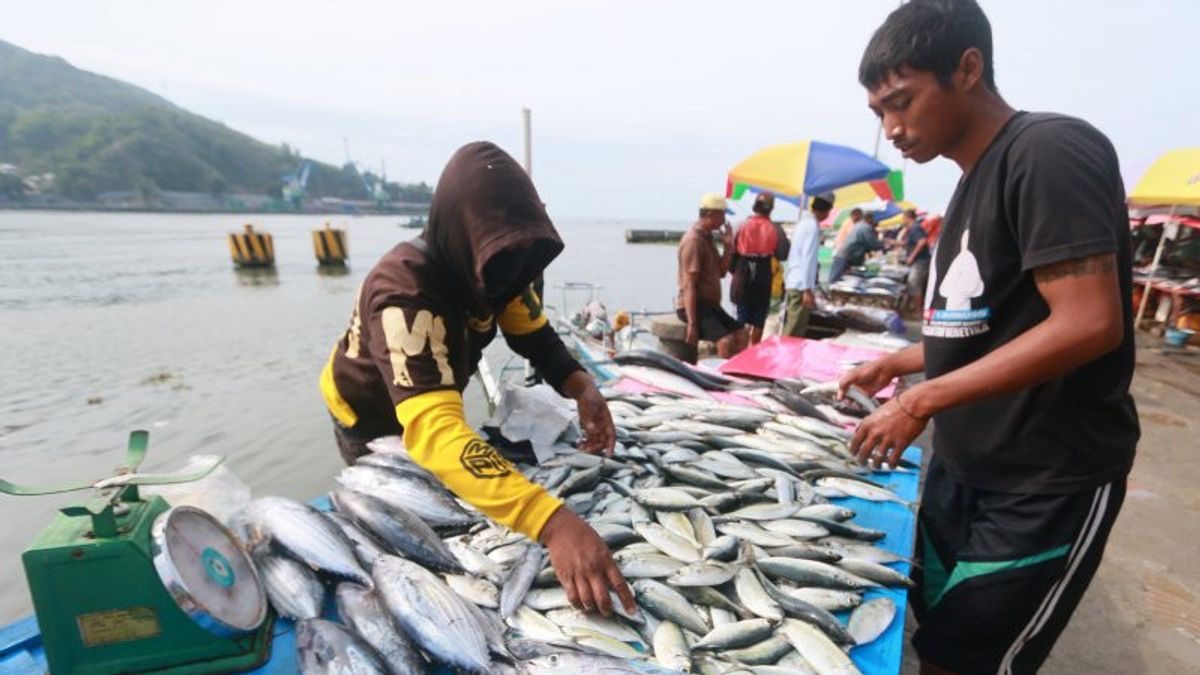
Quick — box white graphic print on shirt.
[923,227,991,338]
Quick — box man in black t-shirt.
[841,2,1138,674]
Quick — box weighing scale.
[1,431,274,674]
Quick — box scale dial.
[152,506,267,636]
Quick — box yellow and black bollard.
[228,224,275,268]
[312,223,348,267]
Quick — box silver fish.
[848,597,896,646]
[500,544,543,619]
[651,621,692,672]
[523,651,686,675]
[633,579,710,636]
[445,537,506,583]
[296,618,388,675]
[753,568,855,646]
[692,618,777,651]
[505,605,567,642]
[715,522,794,548]
[666,560,736,587]
[702,535,740,562]
[778,619,861,675]
[632,487,704,512]
[687,508,717,547]
[722,635,794,666]
[255,551,323,620]
[242,497,371,586]
[757,557,878,591]
[813,476,907,504]
[634,523,702,562]
[325,512,387,569]
[444,574,500,608]
[546,608,643,644]
[336,465,475,528]
[781,587,862,613]
[372,556,491,674]
[334,583,424,675]
[615,550,687,578]
[733,567,782,621]
[836,559,914,588]
[331,490,463,574]
[759,519,829,540]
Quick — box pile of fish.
[236,370,916,675]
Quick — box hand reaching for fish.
[563,370,616,456]
[849,394,927,469]
[838,359,896,400]
[540,506,636,618]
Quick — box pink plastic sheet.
[718,336,897,397]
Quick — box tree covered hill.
[0,39,430,205]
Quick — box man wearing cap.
[731,192,788,345]
[782,192,835,337]
[676,193,747,358]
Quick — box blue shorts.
[735,301,769,329]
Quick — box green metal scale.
[1,431,274,674]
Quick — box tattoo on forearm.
[1033,254,1115,282]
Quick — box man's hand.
[562,370,616,456]
[720,223,734,248]
[685,322,699,347]
[540,508,636,617]
[849,394,927,469]
[802,290,815,309]
[838,358,896,399]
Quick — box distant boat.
[399,215,427,229]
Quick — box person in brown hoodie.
[319,141,634,616]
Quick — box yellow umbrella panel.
[1129,148,1200,207]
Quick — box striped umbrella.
[726,140,891,205]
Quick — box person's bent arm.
[906,253,1122,418]
[839,342,925,398]
[719,224,734,276]
[683,274,700,346]
[906,237,929,266]
[849,253,1123,466]
[396,390,634,615]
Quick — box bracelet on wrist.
[896,390,929,422]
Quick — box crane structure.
[282,160,311,209]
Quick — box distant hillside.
[0,40,430,206]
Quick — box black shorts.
[735,300,769,329]
[677,304,742,341]
[910,458,1126,675]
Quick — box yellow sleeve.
[497,286,548,336]
[395,389,563,540]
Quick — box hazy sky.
[5,1,1198,220]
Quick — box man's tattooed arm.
[1033,254,1116,283]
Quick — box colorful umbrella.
[832,169,906,207]
[726,140,891,204]
[1128,147,1200,206]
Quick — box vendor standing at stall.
[842,1,1137,673]
[319,141,634,617]
[731,192,788,345]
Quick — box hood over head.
[421,141,563,313]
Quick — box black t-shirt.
[924,112,1139,494]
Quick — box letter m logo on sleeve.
[381,307,455,388]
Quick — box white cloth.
[785,210,821,291]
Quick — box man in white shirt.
[782,192,834,337]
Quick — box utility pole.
[522,108,532,177]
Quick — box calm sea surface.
[0,211,685,623]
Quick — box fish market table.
[0,456,924,675]
[254,449,923,675]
